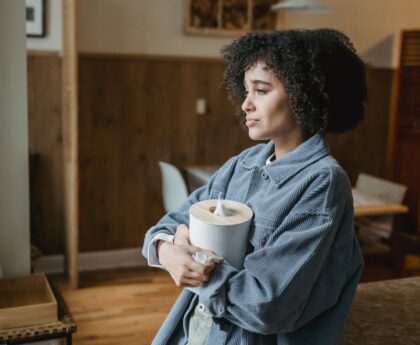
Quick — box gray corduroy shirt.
[142,133,364,345]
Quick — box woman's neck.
[273,130,308,160]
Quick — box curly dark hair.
[221,29,367,134]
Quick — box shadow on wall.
[361,35,394,67]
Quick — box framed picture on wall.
[183,0,276,37]
[26,0,45,37]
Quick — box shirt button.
[261,171,268,179]
[198,303,206,312]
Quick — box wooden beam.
[62,0,79,288]
[386,68,400,180]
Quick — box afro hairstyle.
[221,28,367,134]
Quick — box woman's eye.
[256,89,267,95]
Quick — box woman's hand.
[158,241,215,287]
[157,224,223,287]
[174,224,224,264]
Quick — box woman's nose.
[241,95,255,113]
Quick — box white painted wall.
[76,0,420,67]
[278,0,420,68]
[0,0,30,278]
[27,0,63,52]
[77,0,233,57]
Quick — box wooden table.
[354,203,409,217]
[0,280,77,345]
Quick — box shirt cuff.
[147,233,175,268]
[200,261,238,318]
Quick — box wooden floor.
[50,257,420,345]
[53,268,181,345]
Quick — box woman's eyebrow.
[250,79,272,86]
[243,79,272,89]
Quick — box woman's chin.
[248,129,266,141]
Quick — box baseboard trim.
[34,248,148,274]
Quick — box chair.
[158,161,189,213]
[355,173,407,253]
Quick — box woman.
[142,28,366,345]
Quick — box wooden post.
[385,68,400,180]
[62,0,79,288]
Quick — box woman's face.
[242,61,302,143]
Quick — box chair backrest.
[158,161,189,213]
[355,173,407,204]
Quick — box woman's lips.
[246,118,259,127]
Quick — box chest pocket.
[247,217,277,251]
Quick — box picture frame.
[26,0,45,38]
[184,0,275,37]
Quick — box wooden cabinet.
[184,0,276,37]
[391,30,420,251]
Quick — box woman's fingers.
[180,278,206,288]
[185,268,211,283]
[195,248,224,264]
[188,262,215,278]
[174,224,190,246]
[177,265,215,287]
[174,227,224,264]
[169,263,213,287]
[187,245,201,255]
[159,241,223,288]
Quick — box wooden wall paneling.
[143,60,178,229]
[195,61,222,164]
[168,60,199,167]
[363,68,394,177]
[141,59,206,230]
[398,66,420,126]
[194,61,253,165]
[27,53,64,255]
[93,59,123,250]
[79,57,124,251]
[119,59,152,247]
[78,57,97,251]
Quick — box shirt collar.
[266,152,276,165]
[241,132,330,187]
